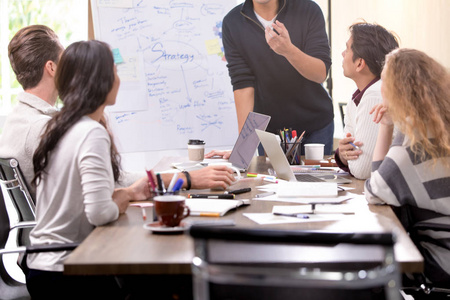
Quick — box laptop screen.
[228,112,271,169]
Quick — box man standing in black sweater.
[223,0,334,154]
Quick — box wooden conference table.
[64,156,424,275]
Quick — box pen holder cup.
[280,141,301,165]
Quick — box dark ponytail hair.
[33,40,121,186]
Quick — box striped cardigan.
[365,132,450,284]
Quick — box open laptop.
[255,129,352,184]
[201,112,271,171]
[174,112,271,172]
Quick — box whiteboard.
[91,0,238,154]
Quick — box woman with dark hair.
[366,48,450,290]
[27,40,150,299]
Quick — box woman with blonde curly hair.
[365,48,450,288]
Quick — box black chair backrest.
[190,226,401,300]
[190,226,395,246]
[0,188,10,252]
[0,158,35,223]
[0,184,30,299]
[0,158,35,248]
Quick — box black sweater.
[222,0,333,134]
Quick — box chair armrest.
[10,221,36,231]
[0,243,79,256]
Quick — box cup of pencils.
[146,170,184,196]
[279,129,305,165]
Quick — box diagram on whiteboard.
[91,0,238,153]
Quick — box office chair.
[0,189,79,300]
[190,226,402,300]
[394,205,450,299]
[0,158,36,248]
[338,102,347,129]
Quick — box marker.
[172,178,184,192]
[225,188,251,195]
[349,142,360,150]
[156,173,165,194]
[254,191,276,198]
[167,173,178,192]
[188,194,235,199]
[146,169,157,192]
[273,212,310,219]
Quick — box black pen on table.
[188,194,235,199]
[273,212,310,219]
[224,187,251,195]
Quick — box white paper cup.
[188,144,205,161]
[304,143,325,161]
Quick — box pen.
[141,207,147,221]
[130,203,153,221]
[190,212,221,217]
[146,169,157,192]
[247,173,277,181]
[273,212,309,219]
[167,173,178,192]
[349,142,360,150]
[188,194,235,199]
[225,187,251,195]
[263,176,278,183]
[255,191,276,198]
[298,130,306,142]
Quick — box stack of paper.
[276,182,338,198]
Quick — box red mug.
[153,195,190,227]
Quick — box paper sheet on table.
[277,181,338,197]
[272,203,357,215]
[253,192,355,204]
[243,213,351,225]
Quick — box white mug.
[304,143,325,161]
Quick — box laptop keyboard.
[294,174,326,182]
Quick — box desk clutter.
[278,128,305,165]
[66,156,424,278]
[146,169,184,195]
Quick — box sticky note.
[112,48,124,64]
[205,38,222,55]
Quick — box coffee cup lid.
[188,139,205,145]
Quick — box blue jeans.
[300,121,334,155]
[258,121,334,156]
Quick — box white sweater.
[27,116,119,272]
[0,92,57,197]
[0,92,143,195]
[344,81,382,179]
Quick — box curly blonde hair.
[383,48,450,166]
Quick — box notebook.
[255,129,352,184]
[186,198,250,217]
